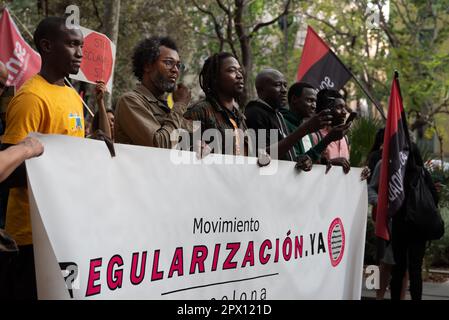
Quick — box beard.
[154,72,176,93]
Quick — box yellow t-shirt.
[3,74,85,245]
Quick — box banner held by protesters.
[27,134,367,300]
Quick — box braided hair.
[199,52,235,100]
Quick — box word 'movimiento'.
[193,217,260,234]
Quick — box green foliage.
[348,116,384,167]
[365,207,449,268]
[298,0,392,113]
[386,0,449,119]
[428,166,449,207]
[299,0,449,127]
[425,207,449,268]
[4,0,449,154]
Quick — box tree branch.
[249,0,291,38]
[234,0,245,40]
[303,12,351,38]
[376,1,399,48]
[428,96,449,118]
[398,0,415,30]
[391,0,414,35]
[91,0,103,29]
[213,0,239,61]
[216,0,230,15]
[193,0,225,51]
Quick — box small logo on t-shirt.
[69,113,83,132]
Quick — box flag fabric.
[297,26,351,91]
[0,8,41,89]
[375,73,411,240]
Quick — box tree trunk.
[234,0,254,108]
[438,133,444,167]
[241,37,254,108]
[103,0,121,108]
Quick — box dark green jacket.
[280,108,327,162]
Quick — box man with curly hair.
[114,36,191,148]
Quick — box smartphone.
[345,112,358,125]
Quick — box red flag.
[297,26,351,90]
[376,72,411,240]
[0,8,41,89]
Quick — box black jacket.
[244,99,295,161]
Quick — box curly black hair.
[199,52,235,100]
[132,36,178,81]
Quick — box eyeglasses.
[162,59,185,72]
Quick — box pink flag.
[0,8,41,89]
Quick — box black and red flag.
[296,26,351,90]
[376,72,411,241]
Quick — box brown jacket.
[115,84,188,148]
[184,98,250,156]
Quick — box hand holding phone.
[345,112,358,126]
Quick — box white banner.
[26,135,367,300]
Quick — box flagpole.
[5,7,94,117]
[331,52,386,120]
[393,70,412,144]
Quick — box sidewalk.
[362,281,449,300]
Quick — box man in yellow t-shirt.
[0,16,84,300]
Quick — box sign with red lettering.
[0,8,41,89]
[70,27,116,93]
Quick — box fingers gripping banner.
[26,135,367,300]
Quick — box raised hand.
[95,81,107,103]
[173,83,191,106]
[325,123,350,143]
[303,109,333,134]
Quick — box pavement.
[362,280,449,300]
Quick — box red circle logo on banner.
[80,32,113,84]
[327,217,345,267]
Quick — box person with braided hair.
[184,52,249,157]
